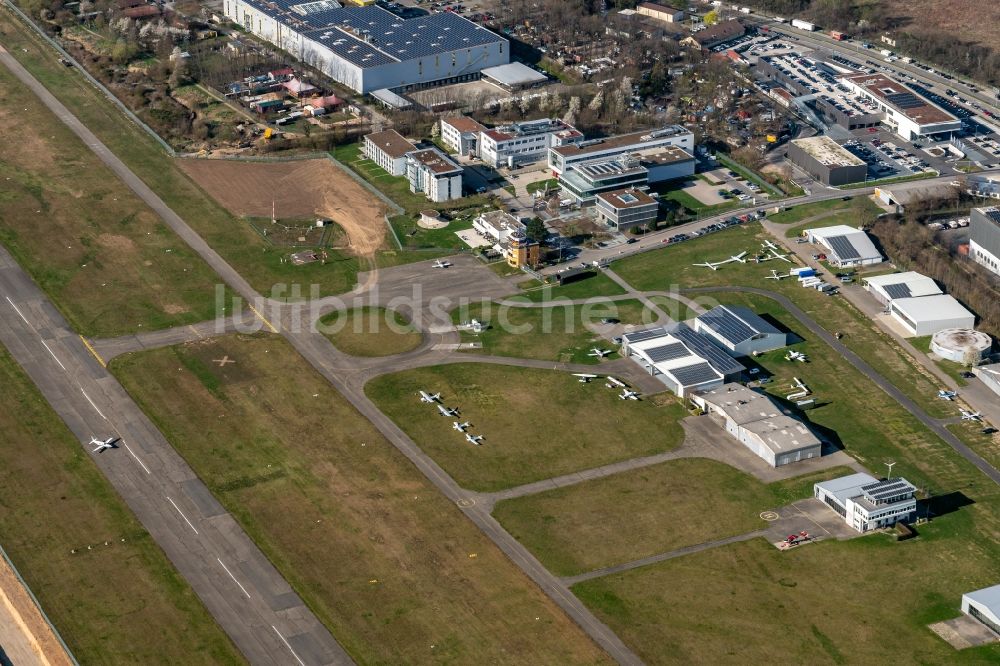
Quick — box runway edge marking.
[78,335,106,367]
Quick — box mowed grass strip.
[0,13,362,299]
[451,299,661,364]
[366,363,687,492]
[109,335,609,665]
[0,346,242,664]
[319,306,423,357]
[613,225,953,418]
[0,63,224,338]
[520,271,629,302]
[572,513,1000,664]
[494,459,854,577]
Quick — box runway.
[0,244,352,666]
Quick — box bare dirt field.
[885,0,1000,49]
[179,158,388,257]
[0,556,73,666]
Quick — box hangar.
[889,295,976,337]
[694,305,787,357]
[962,584,1000,635]
[691,383,822,467]
[863,271,942,306]
[804,224,883,267]
[622,324,744,397]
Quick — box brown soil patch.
[178,158,388,257]
[885,0,1000,49]
[0,556,73,666]
[96,233,137,253]
[162,303,189,314]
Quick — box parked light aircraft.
[589,348,612,358]
[452,421,471,432]
[785,350,808,362]
[605,376,627,389]
[437,404,459,417]
[90,436,119,453]
[619,389,640,401]
[937,390,957,401]
[961,409,983,421]
[419,390,441,403]
[693,251,747,271]
[465,433,484,445]
[573,373,599,383]
[432,259,452,268]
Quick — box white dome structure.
[930,328,992,364]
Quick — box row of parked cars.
[665,211,764,245]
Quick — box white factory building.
[622,324,745,397]
[479,118,583,168]
[889,295,976,337]
[969,207,1000,278]
[472,210,524,244]
[691,383,822,467]
[223,1,509,94]
[863,271,942,306]
[363,128,414,176]
[548,125,695,176]
[962,584,1000,636]
[814,473,917,533]
[804,224,883,267]
[406,148,463,203]
[841,73,962,141]
[695,305,787,357]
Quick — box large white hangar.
[224,1,509,93]
[804,224,883,267]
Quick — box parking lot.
[841,134,936,180]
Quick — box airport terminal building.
[223,1,509,94]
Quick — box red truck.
[830,30,847,41]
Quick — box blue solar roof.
[241,0,503,66]
[671,324,745,375]
[669,362,721,387]
[698,305,781,345]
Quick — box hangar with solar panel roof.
[804,224,883,267]
[224,0,509,93]
[621,324,745,397]
[694,305,788,357]
[863,271,942,306]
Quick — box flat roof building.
[223,1,509,94]
[549,125,694,175]
[622,324,745,397]
[479,118,583,168]
[480,62,548,91]
[969,207,1000,278]
[804,224,883,267]
[691,383,822,467]
[889,294,975,337]
[595,188,658,233]
[406,148,463,203]
[363,128,414,176]
[841,73,961,141]
[863,271,942,306]
[787,136,867,186]
[962,584,1000,636]
[636,2,684,23]
[814,473,917,532]
[694,305,787,357]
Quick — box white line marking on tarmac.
[5,296,30,326]
[271,626,306,666]
[80,388,107,420]
[217,558,251,599]
[166,497,199,535]
[39,339,67,370]
[122,441,150,475]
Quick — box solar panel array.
[882,282,912,300]
[885,92,924,110]
[861,478,915,503]
[671,325,745,375]
[826,234,862,261]
[645,342,689,363]
[623,327,668,344]
[985,209,1000,225]
[669,362,720,387]
[699,307,756,345]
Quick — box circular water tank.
[930,328,992,363]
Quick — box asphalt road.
[0,41,643,666]
[0,246,352,666]
[684,286,1000,487]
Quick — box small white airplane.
[589,348,612,358]
[432,259,452,269]
[605,376,627,389]
[573,373,599,383]
[764,269,788,280]
[768,248,792,263]
[693,251,747,271]
[90,436,119,453]
[785,350,808,362]
[961,409,983,421]
[437,404,459,417]
[937,390,957,401]
[452,421,471,432]
[619,389,640,401]
[419,390,441,403]
[465,433,483,445]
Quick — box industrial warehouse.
[222,0,509,94]
[787,136,867,186]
